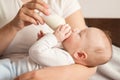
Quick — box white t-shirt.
[0,0,81,55]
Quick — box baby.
[29,24,112,67]
[0,25,112,80]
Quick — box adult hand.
[10,0,50,31]
[14,64,96,80]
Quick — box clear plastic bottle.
[35,9,66,30]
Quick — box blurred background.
[78,0,120,18]
[78,0,120,47]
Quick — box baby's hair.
[92,27,112,51]
[102,30,112,45]
[85,27,113,67]
[98,29,112,65]
[101,29,113,61]
[92,27,112,45]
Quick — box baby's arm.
[29,25,73,66]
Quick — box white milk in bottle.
[35,9,66,30]
[42,14,66,30]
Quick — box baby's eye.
[79,33,82,37]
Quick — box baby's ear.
[73,50,88,60]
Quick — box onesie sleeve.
[29,34,75,66]
[62,0,81,18]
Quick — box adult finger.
[19,10,38,25]
[22,7,44,24]
[24,2,50,15]
[31,0,49,9]
[14,71,33,80]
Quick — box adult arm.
[0,0,49,55]
[15,64,96,80]
[0,0,22,55]
[65,9,87,31]
[0,20,19,55]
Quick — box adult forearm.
[0,23,18,55]
[65,10,87,31]
[63,64,96,80]
[15,64,96,80]
[0,0,50,55]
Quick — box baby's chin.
[62,40,68,48]
[62,40,66,47]
[62,38,68,45]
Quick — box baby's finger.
[55,25,63,32]
[38,31,44,36]
[65,30,72,39]
[59,24,67,31]
[40,30,44,36]
[37,32,41,38]
[62,24,71,34]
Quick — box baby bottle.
[35,9,66,30]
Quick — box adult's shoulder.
[45,0,81,18]
[0,0,22,27]
[60,0,81,18]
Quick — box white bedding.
[90,45,120,80]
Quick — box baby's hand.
[54,24,72,42]
[37,30,44,40]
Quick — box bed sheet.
[90,45,120,80]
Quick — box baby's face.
[62,27,108,54]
